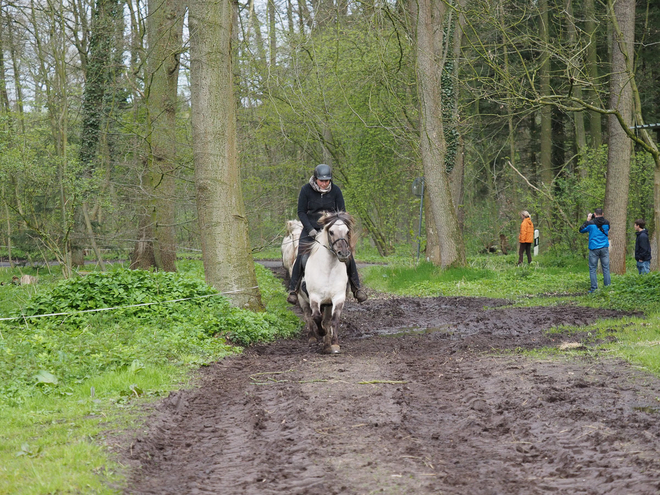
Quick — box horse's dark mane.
[319,211,357,253]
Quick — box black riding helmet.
[314,164,332,181]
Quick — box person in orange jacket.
[518,211,534,265]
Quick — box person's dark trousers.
[347,257,361,290]
[288,255,303,293]
[518,242,532,264]
[287,234,314,293]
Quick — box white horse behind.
[298,211,355,354]
[281,220,303,280]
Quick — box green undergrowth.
[0,365,183,494]
[599,314,660,374]
[1,264,301,406]
[593,272,660,313]
[0,262,301,494]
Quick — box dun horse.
[297,211,356,354]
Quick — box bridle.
[314,224,351,260]
[329,236,350,257]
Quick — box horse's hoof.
[324,344,341,354]
[308,336,318,344]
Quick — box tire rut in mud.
[121,296,660,494]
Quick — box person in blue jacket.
[286,164,367,305]
[579,208,611,293]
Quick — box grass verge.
[362,254,589,299]
[0,262,301,494]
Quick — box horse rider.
[286,164,368,305]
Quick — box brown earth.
[121,279,660,494]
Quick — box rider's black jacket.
[297,183,345,235]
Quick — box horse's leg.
[310,299,325,339]
[322,300,344,354]
[320,304,332,351]
[330,301,344,347]
[299,297,318,344]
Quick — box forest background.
[0,0,658,297]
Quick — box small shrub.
[599,273,660,312]
[18,268,217,317]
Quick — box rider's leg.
[286,234,313,305]
[287,254,303,304]
[347,257,367,303]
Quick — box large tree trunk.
[142,0,186,272]
[604,0,634,275]
[504,34,516,170]
[268,0,276,67]
[0,18,10,113]
[423,189,440,265]
[538,0,553,249]
[189,0,263,310]
[413,0,465,268]
[585,0,602,149]
[565,0,586,155]
[7,12,24,133]
[449,0,466,231]
[75,0,120,267]
[655,168,660,269]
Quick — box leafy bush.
[0,266,301,407]
[598,273,660,312]
[19,268,217,317]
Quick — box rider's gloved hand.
[309,229,318,237]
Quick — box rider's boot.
[352,286,368,303]
[287,254,304,305]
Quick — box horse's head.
[319,211,356,263]
[286,220,303,241]
[286,220,303,236]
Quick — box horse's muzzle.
[336,253,351,263]
[331,238,351,262]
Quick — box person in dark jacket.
[579,208,611,293]
[634,219,652,274]
[286,164,367,305]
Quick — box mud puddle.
[119,292,660,494]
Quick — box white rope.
[0,286,260,322]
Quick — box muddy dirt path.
[121,294,660,494]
